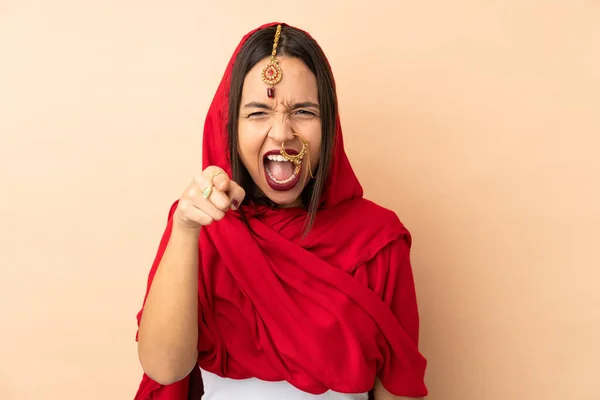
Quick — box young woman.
[134,22,428,400]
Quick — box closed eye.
[248,111,268,118]
[294,110,317,117]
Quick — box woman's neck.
[252,188,304,209]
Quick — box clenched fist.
[173,166,246,231]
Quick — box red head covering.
[134,22,427,400]
[202,22,362,208]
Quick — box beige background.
[1,1,599,399]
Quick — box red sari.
[133,22,428,400]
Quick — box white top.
[200,368,368,400]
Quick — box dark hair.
[227,25,337,236]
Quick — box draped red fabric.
[133,22,428,400]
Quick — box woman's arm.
[136,168,244,385]
[373,378,424,400]
[137,225,200,385]
[368,235,428,399]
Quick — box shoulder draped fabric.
[133,22,428,400]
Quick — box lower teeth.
[267,166,300,184]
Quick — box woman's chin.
[259,182,306,208]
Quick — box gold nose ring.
[280,133,315,179]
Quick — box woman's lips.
[263,149,302,192]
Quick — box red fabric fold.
[133,21,427,400]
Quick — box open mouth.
[263,149,302,191]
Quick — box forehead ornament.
[261,25,283,99]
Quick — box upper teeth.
[266,154,288,162]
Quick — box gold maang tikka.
[261,25,283,99]
[281,133,316,179]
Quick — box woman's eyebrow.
[289,102,319,109]
[242,101,320,110]
[243,101,272,109]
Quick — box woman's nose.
[268,116,294,144]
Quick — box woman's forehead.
[241,56,318,103]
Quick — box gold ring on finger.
[212,170,225,181]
